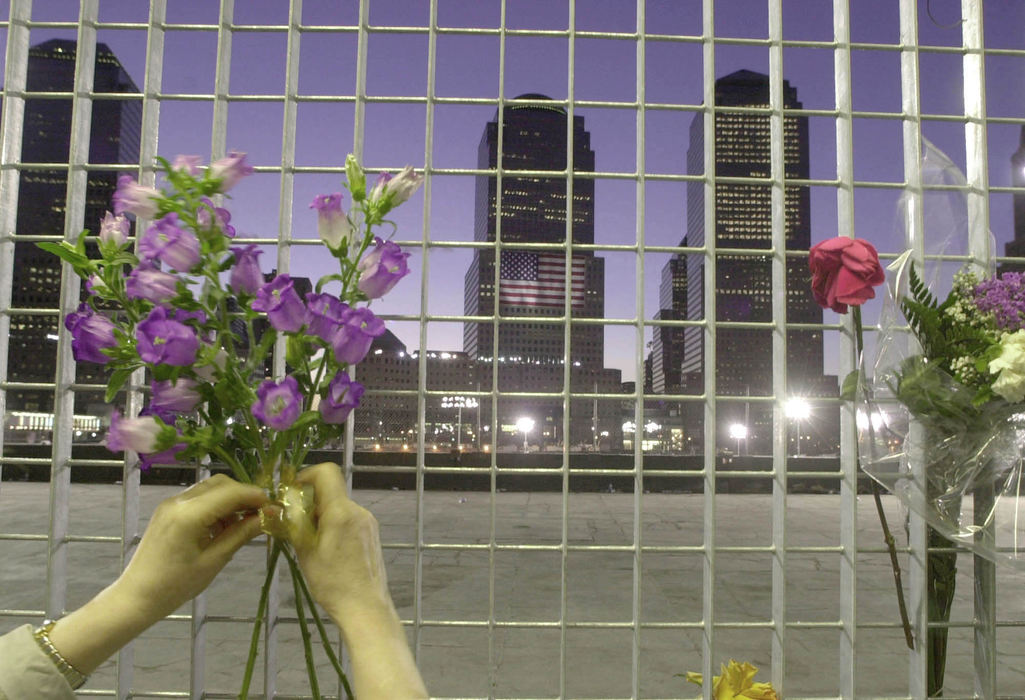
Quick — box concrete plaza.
[2,482,1024,698]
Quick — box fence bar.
[0,0,32,488]
[767,0,788,691]
[899,0,929,696]
[833,1,858,698]
[700,0,718,695]
[961,1,997,698]
[122,1,168,696]
[48,0,97,627]
[631,1,647,697]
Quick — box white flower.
[988,330,1025,403]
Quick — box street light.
[441,395,479,449]
[785,397,811,456]
[728,423,748,456]
[515,416,535,453]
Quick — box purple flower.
[305,292,349,342]
[98,211,130,247]
[136,306,200,366]
[198,197,236,238]
[85,274,109,297]
[125,265,179,304]
[229,244,264,295]
[357,237,410,299]
[64,303,117,364]
[139,442,187,471]
[319,371,364,424]
[310,193,354,251]
[252,274,307,332]
[209,151,254,192]
[106,410,161,453]
[251,376,303,430]
[149,378,201,421]
[974,272,1025,331]
[367,166,423,213]
[112,175,161,219]
[331,306,385,365]
[171,154,203,176]
[139,213,201,272]
[172,308,207,326]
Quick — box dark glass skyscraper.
[462,94,620,447]
[6,39,141,414]
[655,70,835,453]
[1002,126,1025,272]
[463,94,603,367]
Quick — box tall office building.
[655,70,836,454]
[462,94,621,447]
[6,39,141,415]
[1002,126,1025,272]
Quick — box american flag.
[498,251,586,309]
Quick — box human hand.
[115,474,269,623]
[291,463,390,622]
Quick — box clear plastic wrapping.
[857,138,1025,569]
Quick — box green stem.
[283,549,355,700]
[852,305,915,650]
[290,555,322,699]
[211,445,250,483]
[852,306,865,359]
[239,542,281,699]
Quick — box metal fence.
[2,0,1025,697]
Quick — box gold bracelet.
[33,619,88,690]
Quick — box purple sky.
[4,0,1025,383]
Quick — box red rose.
[808,237,885,314]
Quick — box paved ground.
[2,482,1025,698]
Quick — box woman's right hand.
[291,462,390,621]
[292,462,429,699]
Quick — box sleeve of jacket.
[0,624,77,700]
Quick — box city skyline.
[3,1,1025,386]
[6,38,140,419]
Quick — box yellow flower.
[685,660,778,700]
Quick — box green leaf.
[74,229,89,255]
[36,241,91,270]
[840,370,860,401]
[315,273,347,294]
[105,367,135,402]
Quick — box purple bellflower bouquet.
[41,152,422,697]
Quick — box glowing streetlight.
[728,422,748,456]
[516,416,535,453]
[786,397,811,456]
[442,395,478,448]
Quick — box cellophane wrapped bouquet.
[858,140,1025,694]
[42,152,422,697]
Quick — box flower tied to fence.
[808,235,915,652]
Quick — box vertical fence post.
[832,1,858,697]
[960,1,997,697]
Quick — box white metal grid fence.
[2,0,1025,697]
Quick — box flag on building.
[499,251,586,308]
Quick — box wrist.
[327,591,400,641]
[47,582,157,676]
